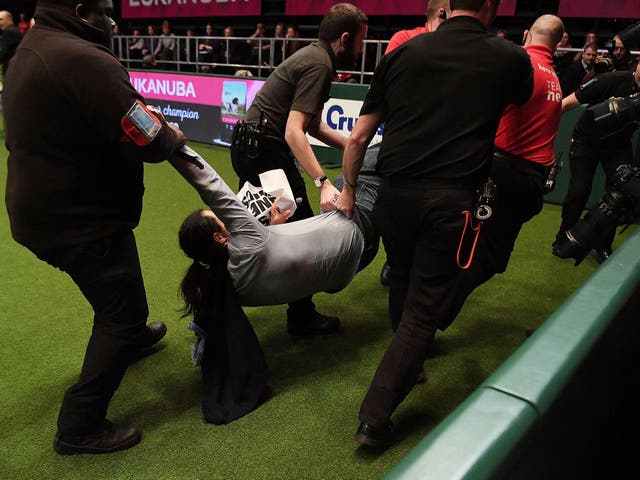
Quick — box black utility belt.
[493,149,547,178]
[232,120,267,160]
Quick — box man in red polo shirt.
[385,0,450,54]
[437,14,565,331]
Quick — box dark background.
[3,0,638,46]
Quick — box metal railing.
[113,34,390,83]
[113,37,639,83]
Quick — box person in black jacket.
[0,10,23,77]
[3,0,185,455]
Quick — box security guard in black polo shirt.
[553,62,640,262]
[230,4,368,336]
[338,0,533,447]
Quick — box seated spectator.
[154,20,176,70]
[274,22,285,64]
[573,31,598,62]
[220,25,245,75]
[17,12,30,35]
[247,21,269,68]
[182,27,198,72]
[129,28,144,66]
[112,23,123,59]
[198,23,220,70]
[553,31,572,77]
[142,24,159,68]
[561,43,596,97]
[284,25,301,59]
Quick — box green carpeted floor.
[0,139,634,479]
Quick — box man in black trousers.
[3,0,184,454]
[338,0,533,447]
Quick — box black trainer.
[53,421,141,455]
[287,310,340,336]
[355,421,395,448]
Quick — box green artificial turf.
[0,137,635,479]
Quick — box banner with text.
[129,71,264,145]
[121,0,261,19]
[558,0,639,18]
[286,0,517,16]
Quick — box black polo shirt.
[573,70,640,147]
[362,16,533,182]
[246,41,336,141]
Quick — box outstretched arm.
[169,147,265,236]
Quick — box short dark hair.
[450,0,487,11]
[318,3,368,44]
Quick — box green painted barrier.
[384,227,640,480]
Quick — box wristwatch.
[313,175,328,188]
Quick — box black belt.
[493,149,547,178]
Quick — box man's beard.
[335,48,358,70]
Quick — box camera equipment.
[553,164,640,265]
[544,154,563,194]
[587,92,640,140]
[593,54,615,75]
[618,21,640,50]
[474,178,497,221]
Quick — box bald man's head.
[524,14,565,50]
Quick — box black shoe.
[355,421,395,448]
[380,261,391,287]
[53,421,141,455]
[287,310,340,336]
[551,240,562,258]
[138,321,167,350]
[594,248,612,264]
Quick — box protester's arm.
[285,110,340,212]
[337,110,384,219]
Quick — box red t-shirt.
[494,44,562,167]
[385,24,429,54]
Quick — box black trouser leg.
[438,157,545,331]
[560,141,600,237]
[42,231,149,436]
[359,183,473,426]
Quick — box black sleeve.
[574,71,621,105]
[511,47,534,106]
[360,55,388,116]
[74,46,181,164]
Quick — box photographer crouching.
[553,61,640,263]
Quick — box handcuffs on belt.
[232,113,268,160]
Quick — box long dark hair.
[178,210,229,317]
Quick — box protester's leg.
[52,231,149,437]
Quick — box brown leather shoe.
[138,321,167,349]
[355,421,395,448]
[53,421,141,455]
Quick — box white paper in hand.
[258,169,297,219]
[236,169,297,225]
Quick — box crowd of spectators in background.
[1,10,638,90]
